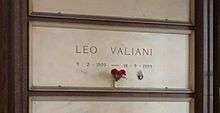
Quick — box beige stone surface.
[29,0,193,22]
[30,97,192,113]
[29,22,194,91]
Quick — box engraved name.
[74,44,153,56]
[75,45,98,54]
[111,47,153,56]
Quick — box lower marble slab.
[30,97,194,113]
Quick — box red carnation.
[111,69,126,81]
[118,69,126,78]
[111,69,118,76]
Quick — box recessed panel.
[29,0,193,23]
[29,22,194,91]
[30,97,193,113]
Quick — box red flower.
[111,69,118,76]
[111,69,126,81]
[118,69,126,78]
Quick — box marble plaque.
[29,22,194,91]
[30,97,194,113]
[29,0,193,23]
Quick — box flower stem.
[112,79,116,88]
